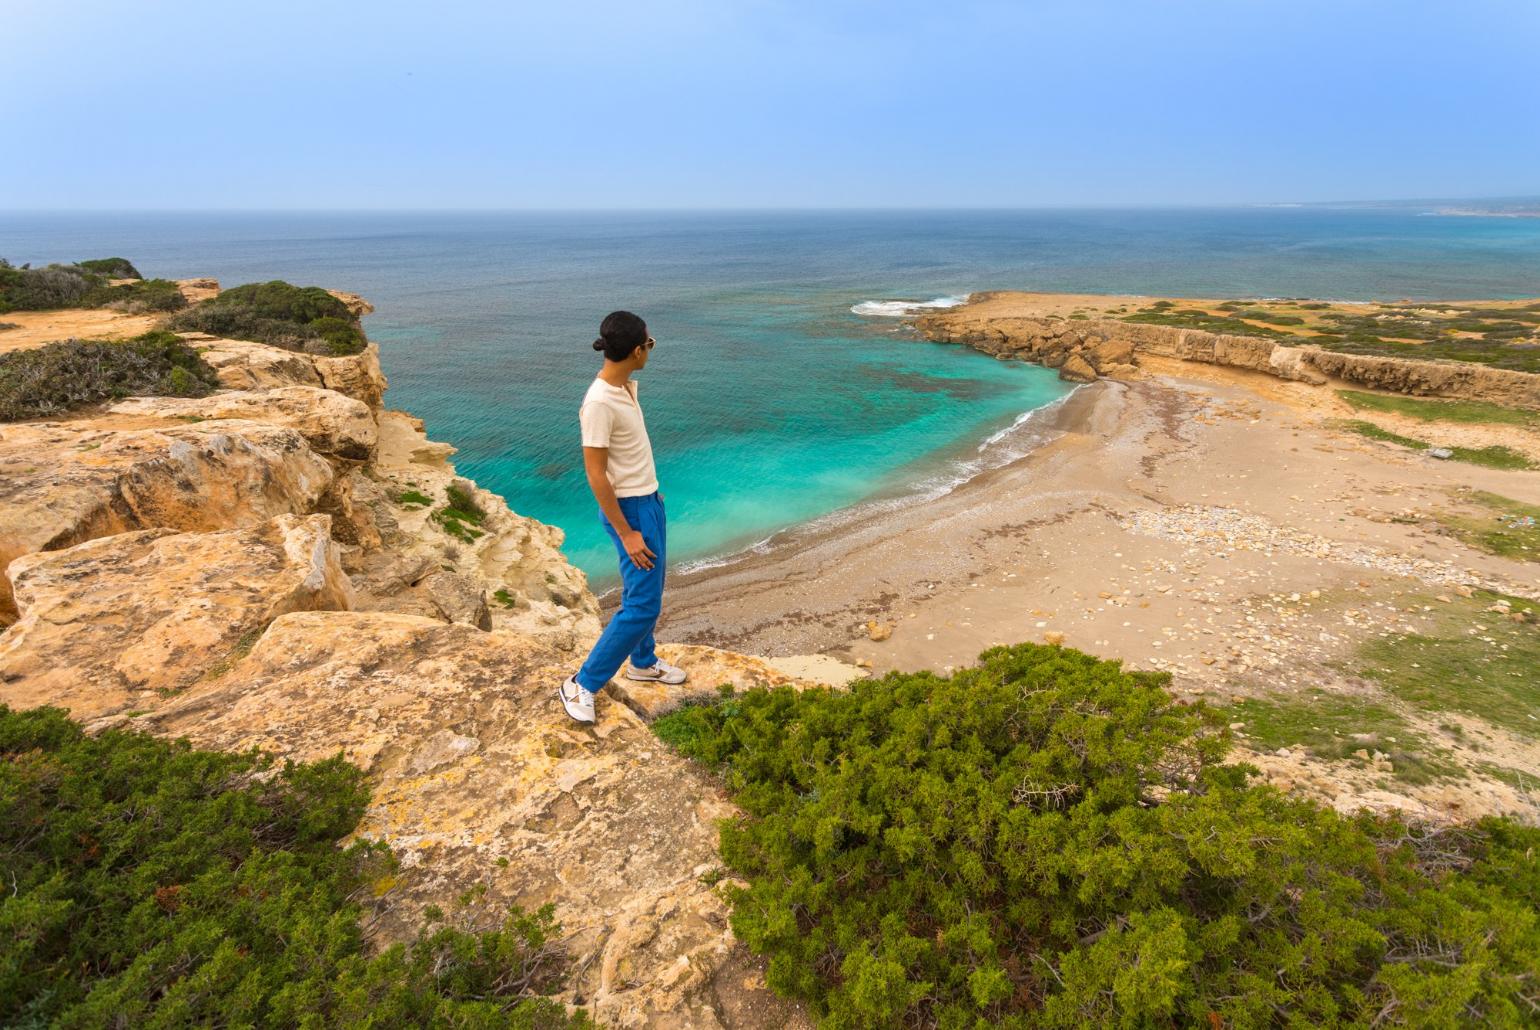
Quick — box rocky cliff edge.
[0,288,850,1028]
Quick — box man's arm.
[583,446,656,571]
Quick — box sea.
[5,208,1539,585]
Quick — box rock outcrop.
[0,419,335,620]
[0,514,352,714]
[101,615,806,1028]
[0,293,854,1027]
[914,309,1540,406]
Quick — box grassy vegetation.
[0,330,219,421]
[0,257,185,314]
[82,276,189,314]
[494,588,518,608]
[1120,297,1540,371]
[1338,419,1538,470]
[433,484,488,543]
[1221,693,1461,785]
[1438,491,1540,561]
[0,705,589,1027]
[396,489,434,507]
[1359,591,1540,739]
[76,256,142,279]
[1338,389,1540,427]
[653,643,1540,1027]
[166,280,367,356]
[1121,306,1297,339]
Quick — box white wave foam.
[850,294,971,317]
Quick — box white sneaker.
[557,675,596,724]
[624,658,688,685]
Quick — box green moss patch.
[1359,591,1540,738]
[1221,693,1461,785]
[1338,389,1539,427]
[1438,491,1540,561]
[432,484,488,544]
[1337,420,1537,470]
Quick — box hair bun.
[592,338,606,351]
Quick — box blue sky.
[4,0,1536,209]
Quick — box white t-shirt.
[579,376,659,497]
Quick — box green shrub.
[76,256,143,279]
[82,277,189,314]
[433,484,488,543]
[166,280,368,355]
[0,330,220,420]
[653,644,1540,1028]
[0,260,98,312]
[0,257,170,313]
[0,705,589,1028]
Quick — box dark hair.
[593,310,648,361]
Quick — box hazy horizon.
[5,0,1537,211]
[4,196,1537,215]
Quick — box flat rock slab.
[0,514,353,717]
[110,386,378,460]
[0,419,334,620]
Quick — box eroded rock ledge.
[915,303,1540,407]
[0,291,845,1028]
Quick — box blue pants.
[577,491,666,691]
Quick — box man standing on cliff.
[558,311,687,724]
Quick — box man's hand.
[621,529,656,570]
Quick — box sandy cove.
[658,351,1540,821]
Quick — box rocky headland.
[0,279,850,1028]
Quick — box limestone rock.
[416,569,493,630]
[0,420,334,621]
[326,290,375,318]
[866,619,893,641]
[1058,353,1098,383]
[0,514,352,717]
[366,413,599,647]
[193,335,326,392]
[314,342,388,408]
[128,611,774,1028]
[109,386,378,460]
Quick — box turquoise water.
[5,208,1539,582]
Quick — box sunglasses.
[643,337,656,351]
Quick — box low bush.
[166,280,368,355]
[83,277,189,314]
[0,257,170,313]
[0,330,220,420]
[76,256,143,279]
[0,705,589,1027]
[0,260,97,311]
[654,643,1540,1028]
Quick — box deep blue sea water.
[5,209,1539,583]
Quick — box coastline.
[595,379,1086,602]
[659,322,1540,822]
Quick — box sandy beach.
[656,345,1540,821]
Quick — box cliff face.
[0,292,839,1028]
[914,309,1540,406]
